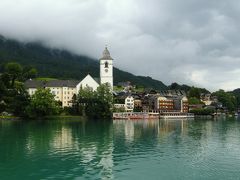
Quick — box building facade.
[25,80,79,107]
[100,47,113,89]
[125,96,134,112]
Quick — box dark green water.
[1,117,240,180]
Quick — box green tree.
[5,88,30,117]
[212,89,237,112]
[78,86,95,116]
[188,97,203,105]
[77,84,113,119]
[188,86,210,99]
[95,84,113,119]
[190,108,215,115]
[22,66,38,80]
[26,88,61,118]
[5,62,23,87]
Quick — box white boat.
[160,112,194,119]
[113,112,159,120]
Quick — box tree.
[188,87,201,99]
[188,86,210,99]
[5,62,23,87]
[212,89,237,112]
[26,88,61,118]
[6,88,30,117]
[76,84,113,119]
[95,84,113,119]
[190,108,215,115]
[22,66,38,80]
[188,97,203,105]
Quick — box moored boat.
[113,112,159,120]
[160,112,194,119]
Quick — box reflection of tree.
[185,120,204,140]
[0,119,114,179]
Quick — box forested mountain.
[0,35,167,90]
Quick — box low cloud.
[0,0,240,91]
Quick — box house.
[125,96,134,111]
[113,95,135,112]
[156,96,174,112]
[145,90,189,113]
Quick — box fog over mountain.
[1,0,240,91]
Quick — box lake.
[1,117,240,180]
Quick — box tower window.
[105,61,109,68]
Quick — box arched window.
[105,61,109,68]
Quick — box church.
[25,47,114,107]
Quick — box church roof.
[25,79,80,88]
[100,47,113,60]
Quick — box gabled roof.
[93,78,100,84]
[25,79,80,88]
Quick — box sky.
[0,0,240,91]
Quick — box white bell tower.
[100,47,113,89]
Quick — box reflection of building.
[51,127,75,150]
[125,120,135,141]
[159,120,188,136]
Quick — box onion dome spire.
[100,46,113,60]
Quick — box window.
[105,61,109,68]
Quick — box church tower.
[100,47,113,89]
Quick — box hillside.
[231,88,240,108]
[0,35,167,90]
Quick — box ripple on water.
[1,119,240,179]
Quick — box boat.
[113,112,159,120]
[159,112,194,119]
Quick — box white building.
[25,47,114,107]
[100,47,113,89]
[125,96,134,112]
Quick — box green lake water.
[1,117,240,180]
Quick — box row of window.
[51,87,75,90]
[51,91,75,95]
[126,99,134,102]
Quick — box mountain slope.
[0,36,167,90]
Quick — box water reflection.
[113,119,190,140]
[1,118,240,179]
